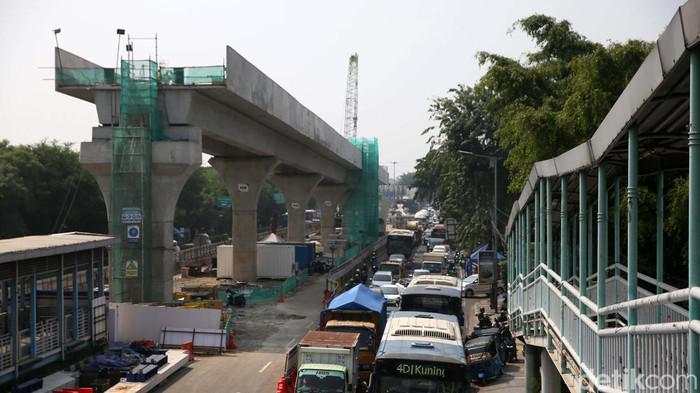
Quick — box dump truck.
[320,284,387,384]
[283,330,360,393]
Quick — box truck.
[284,330,361,393]
[421,251,446,274]
[320,284,387,384]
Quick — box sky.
[0,0,686,176]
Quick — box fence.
[509,262,699,392]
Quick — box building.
[0,232,114,384]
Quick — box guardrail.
[327,236,387,289]
[509,263,695,392]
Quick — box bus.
[399,286,465,331]
[386,229,415,258]
[369,311,469,393]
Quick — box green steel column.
[546,178,553,276]
[560,176,569,281]
[578,172,588,358]
[535,187,540,269]
[526,204,531,277]
[572,212,577,280]
[539,180,546,274]
[689,48,700,393]
[656,172,664,323]
[596,165,607,376]
[614,178,621,304]
[516,216,520,280]
[627,126,639,392]
[587,207,593,288]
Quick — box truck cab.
[288,330,361,393]
[296,364,349,393]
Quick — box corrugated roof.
[0,232,115,263]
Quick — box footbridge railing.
[509,263,694,392]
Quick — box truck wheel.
[466,289,474,298]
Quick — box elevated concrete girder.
[271,174,324,242]
[209,157,280,281]
[314,184,350,255]
[80,126,202,302]
[164,90,349,183]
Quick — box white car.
[432,244,450,254]
[380,284,404,307]
[411,269,430,278]
[371,271,394,287]
[462,274,479,297]
[388,254,406,263]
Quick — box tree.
[414,14,653,253]
[478,15,652,192]
[0,140,106,238]
[414,85,504,248]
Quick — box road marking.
[259,361,272,373]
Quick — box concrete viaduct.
[55,46,389,302]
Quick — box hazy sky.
[0,0,685,176]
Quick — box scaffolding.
[343,137,380,259]
[110,60,162,302]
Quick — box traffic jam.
[277,212,517,393]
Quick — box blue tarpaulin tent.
[466,244,505,276]
[323,284,387,332]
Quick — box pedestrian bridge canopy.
[505,1,700,391]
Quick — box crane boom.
[343,53,359,139]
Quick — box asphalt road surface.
[156,274,327,393]
[157,245,525,393]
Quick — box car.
[380,284,404,308]
[371,271,394,287]
[432,244,450,254]
[388,254,406,263]
[462,274,479,297]
[411,269,430,278]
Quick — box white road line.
[259,361,272,373]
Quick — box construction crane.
[343,53,359,139]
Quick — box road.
[158,246,525,393]
[156,274,327,393]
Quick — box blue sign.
[216,196,232,208]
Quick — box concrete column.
[80,126,202,302]
[271,174,324,243]
[314,184,349,255]
[525,344,542,393]
[541,349,562,393]
[210,157,280,282]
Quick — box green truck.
[285,330,361,393]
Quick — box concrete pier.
[80,126,202,302]
[210,157,280,281]
[271,174,323,242]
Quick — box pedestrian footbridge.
[506,1,700,391]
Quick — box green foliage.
[478,15,652,192]
[0,140,106,238]
[413,85,501,248]
[174,167,283,238]
[414,14,653,254]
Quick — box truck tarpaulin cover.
[324,284,387,327]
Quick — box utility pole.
[391,161,398,206]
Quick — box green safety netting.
[160,66,226,86]
[342,137,380,261]
[56,65,224,87]
[56,68,119,86]
[110,60,162,302]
